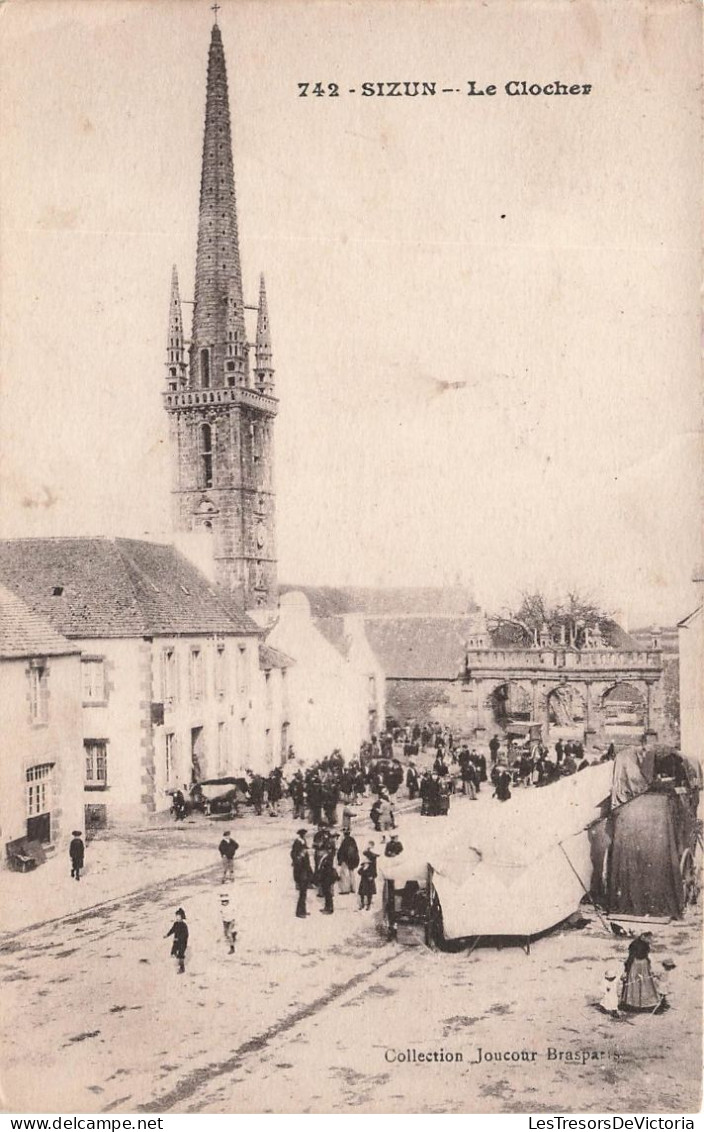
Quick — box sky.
[1,0,701,626]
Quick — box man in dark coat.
[307,777,323,826]
[291,829,314,918]
[249,774,264,816]
[489,734,501,765]
[384,834,404,857]
[322,780,339,826]
[462,759,478,799]
[406,765,419,800]
[289,773,306,821]
[493,767,512,802]
[69,831,85,881]
[172,789,186,820]
[433,753,448,777]
[313,824,330,891]
[267,768,283,816]
[318,842,339,914]
[474,751,487,784]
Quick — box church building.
[163,21,277,612]
[163,18,385,760]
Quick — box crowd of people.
[159,720,686,1044]
[289,825,407,918]
[167,721,617,831]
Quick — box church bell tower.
[163,20,277,609]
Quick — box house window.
[82,659,106,703]
[189,648,204,700]
[215,643,226,697]
[237,645,247,695]
[162,648,178,703]
[264,669,273,710]
[26,763,53,815]
[84,740,108,789]
[165,732,176,784]
[201,423,213,488]
[28,661,49,724]
[217,721,227,774]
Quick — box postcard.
[0,0,701,1117]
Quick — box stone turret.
[165,265,187,391]
[254,274,274,394]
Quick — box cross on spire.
[211,3,220,23]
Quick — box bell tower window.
[200,423,214,488]
[200,348,211,389]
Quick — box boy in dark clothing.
[69,831,85,881]
[165,908,188,973]
[218,832,239,883]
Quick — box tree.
[488,590,615,649]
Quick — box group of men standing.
[290,827,391,917]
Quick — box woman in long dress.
[337,832,360,894]
[619,933,663,1011]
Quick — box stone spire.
[191,22,244,387]
[165,264,186,389]
[163,21,279,612]
[254,274,274,392]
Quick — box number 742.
[298,83,340,97]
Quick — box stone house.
[261,592,385,763]
[0,584,83,863]
[0,538,291,827]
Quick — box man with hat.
[218,890,237,954]
[218,831,239,884]
[291,829,314,918]
[69,831,85,881]
[384,833,404,858]
[318,833,339,914]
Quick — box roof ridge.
[99,540,151,635]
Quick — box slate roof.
[0,538,261,640]
[364,616,473,680]
[279,584,478,619]
[314,616,351,658]
[0,583,79,659]
[259,642,295,670]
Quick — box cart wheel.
[681,848,700,906]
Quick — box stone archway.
[488,681,532,729]
[546,683,586,739]
[601,681,646,736]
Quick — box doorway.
[191,726,205,781]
